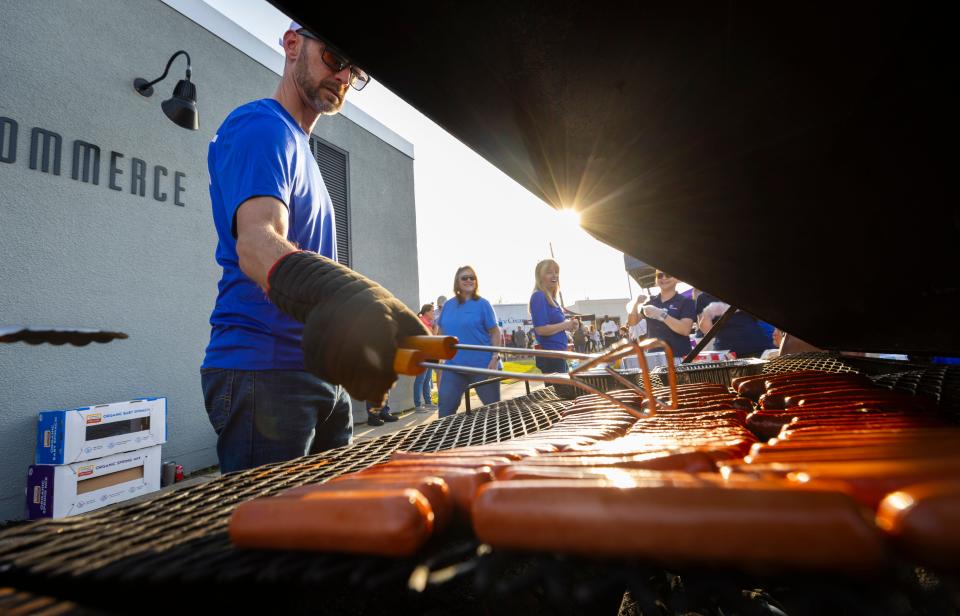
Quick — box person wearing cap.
[200,22,427,473]
[627,271,696,360]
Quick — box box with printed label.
[26,445,161,519]
[35,397,166,465]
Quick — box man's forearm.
[237,225,300,289]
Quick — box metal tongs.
[394,336,678,418]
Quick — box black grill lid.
[271,2,958,355]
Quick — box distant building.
[570,298,631,326]
[494,298,633,330]
[493,303,533,332]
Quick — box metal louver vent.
[309,136,351,267]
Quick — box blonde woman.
[436,266,502,416]
[529,259,578,373]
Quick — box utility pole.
[548,242,567,308]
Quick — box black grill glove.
[267,251,429,405]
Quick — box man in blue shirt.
[695,291,772,359]
[201,22,425,472]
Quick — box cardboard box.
[35,397,166,465]
[26,445,161,519]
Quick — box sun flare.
[558,208,581,228]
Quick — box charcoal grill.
[2,361,959,614]
[4,2,956,612]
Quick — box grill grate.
[553,370,643,400]
[760,353,960,421]
[3,369,960,614]
[650,358,767,388]
[872,365,960,422]
[761,352,860,375]
[0,389,568,611]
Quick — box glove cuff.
[265,250,308,294]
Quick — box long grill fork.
[394,336,678,418]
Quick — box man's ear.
[282,30,301,62]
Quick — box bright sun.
[558,208,581,228]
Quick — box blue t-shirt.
[203,99,337,370]
[694,293,771,358]
[529,291,567,350]
[645,293,697,358]
[438,297,499,368]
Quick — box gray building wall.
[0,0,418,520]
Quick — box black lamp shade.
[161,79,199,130]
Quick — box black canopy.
[272,2,958,355]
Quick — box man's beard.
[294,57,345,115]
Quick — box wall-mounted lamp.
[134,50,198,130]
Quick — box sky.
[201,0,654,307]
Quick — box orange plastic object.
[394,348,426,376]
[401,335,458,360]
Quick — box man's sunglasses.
[656,272,672,279]
[459,275,477,281]
[296,30,370,91]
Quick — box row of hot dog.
[229,372,958,572]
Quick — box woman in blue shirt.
[529,259,578,373]
[437,266,503,417]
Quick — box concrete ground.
[164,379,547,492]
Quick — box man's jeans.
[201,369,352,474]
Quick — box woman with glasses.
[529,259,578,374]
[626,270,696,361]
[436,266,502,417]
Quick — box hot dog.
[876,480,960,569]
[230,489,434,556]
[471,480,886,572]
[278,476,454,531]
[350,466,494,517]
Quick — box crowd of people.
[401,263,782,425]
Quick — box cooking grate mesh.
[0,389,568,606]
[2,363,959,614]
[760,352,860,375]
[872,365,960,422]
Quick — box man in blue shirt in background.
[695,291,772,359]
[201,22,426,472]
